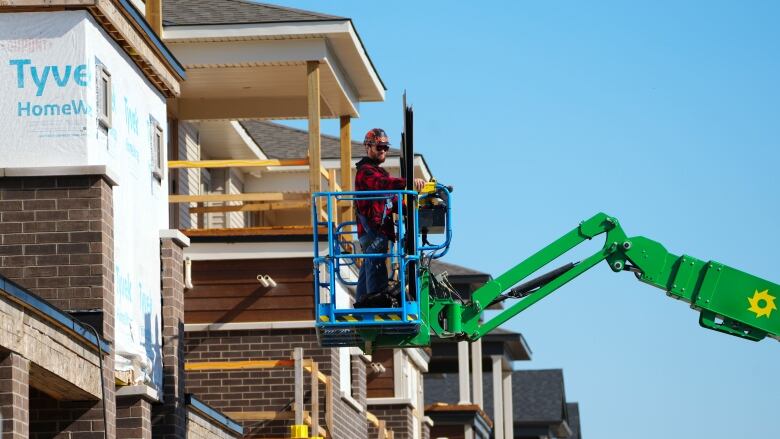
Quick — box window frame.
[96,64,112,130]
[151,118,164,182]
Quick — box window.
[96,64,112,129]
[151,118,164,181]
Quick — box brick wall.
[369,404,415,439]
[0,175,116,438]
[184,328,368,438]
[186,408,240,439]
[117,395,152,439]
[0,351,30,439]
[153,237,187,439]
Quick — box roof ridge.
[230,0,347,21]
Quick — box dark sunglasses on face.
[374,144,389,151]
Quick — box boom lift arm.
[443,212,780,342]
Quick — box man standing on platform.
[354,128,425,307]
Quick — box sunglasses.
[374,144,390,152]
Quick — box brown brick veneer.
[185,328,368,438]
[0,351,30,439]
[369,404,416,439]
[117,395,152,439]
[0,175,116,439]
[153,238,187,439]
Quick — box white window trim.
[151,119,164,182]
[97,64,112,130]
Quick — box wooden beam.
[145,0,162,36]
[169,192,308,203]
[304,365,329,384]
[185,359,312,371]
[168,159,308,169]
[311,361,320,435]
[188,201,309,214]
[325,375,333,433]
[183,225,326,238]
[340,115,354,224]
[307,60,322,206]
[294,348,304,426]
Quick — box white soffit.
[185,241,326,260]
[163,20,385,102]
[197,120,267,161]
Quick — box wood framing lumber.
[308,60,322,199]
[304,365,329,384]
[168,159,308,169]
[311,361,320,435]
[169,192,308,203]
[184,359,312,371]
[187,201,309,214]
[294,348,304,425]
[182,225,326,238]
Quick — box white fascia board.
[230,121,267,160]
[344,21,385,101]
[164,20,352,41]
[184,241,326,261]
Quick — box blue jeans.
[356,231,389,302]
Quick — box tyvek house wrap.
[0,11,167,392]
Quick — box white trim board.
[185,241,326,261]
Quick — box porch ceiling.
[165,21,385,121]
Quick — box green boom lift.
[312,102,779,351]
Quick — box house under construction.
[0,1,582,438]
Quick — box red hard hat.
[364,128,390,148]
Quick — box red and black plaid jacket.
[354,157,406,240]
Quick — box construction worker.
[354,128,425,308]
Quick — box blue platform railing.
[312,186,452,333]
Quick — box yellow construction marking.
[319,315,329,322]
[342,315,358,322]
[374,315,385,322]
[388,314,401,321]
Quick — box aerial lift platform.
[313,100,780,351]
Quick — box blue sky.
[279,1,780,438]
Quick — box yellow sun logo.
[747,289,777,319]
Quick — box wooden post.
[377,420,386,439]
[307,61,322,223]
[294,348,304,426]
[325,376,333,433]
[311,361,320,435]
[339,115,353,224]
[145,0,163,36]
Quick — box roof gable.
[164,0,345,26]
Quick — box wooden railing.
[168,159,352,230]
[185,348,393,439]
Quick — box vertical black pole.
[401,93,417,300]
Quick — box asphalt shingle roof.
[425,369,569,425]
[505,369,567,424]
[163,0,345,26]
[429,260,490,278]
[567,402,582,439]
[239,120,400,160]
